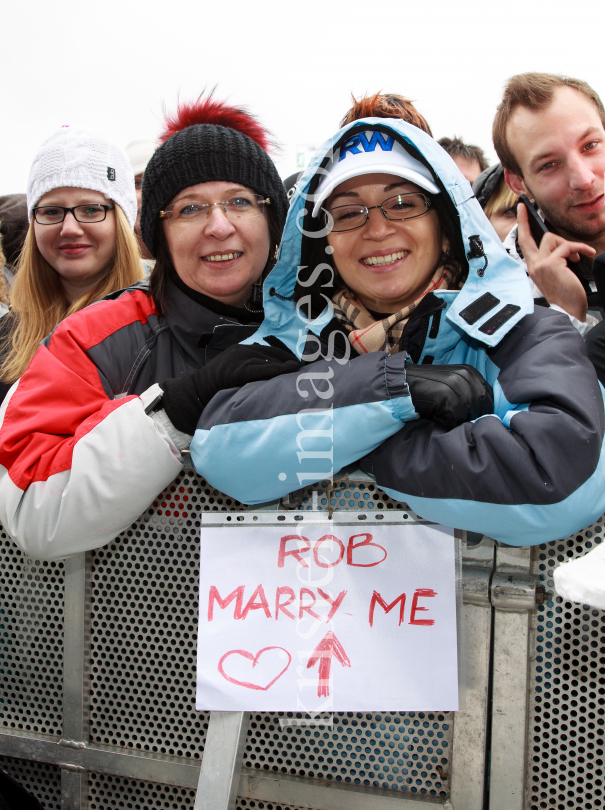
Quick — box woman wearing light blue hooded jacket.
[188,117,605,547]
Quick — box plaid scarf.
[331,260,458,355]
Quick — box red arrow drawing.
[306,631,351,697]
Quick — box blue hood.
[249,118,533,352]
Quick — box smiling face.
[326,173,447,313]
[162,180,271,307]
[504,87,605,249]
[34,187,116,302]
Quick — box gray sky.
[3,0,604,194]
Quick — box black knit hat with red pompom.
[140,95,288,254]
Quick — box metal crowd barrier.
[0,463,602,810]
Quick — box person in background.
[0,193,28,288]
[438,136,488,183]
[0,126,145,403]
[190,108,605,548]
[493,72,605,335]
[0,96,293,561]
[473,163,519,242]
[125,139,157,263]
[283,170,303,203]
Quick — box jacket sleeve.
[0,319,183,561]
[360,309,605,546]
[190,350,418,504]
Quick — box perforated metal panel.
[0,529,64,737]
[0,755,62,809]
[1,471,458,808]
[528,516,605,810]
[88,472,451,802]
[87,773,311,810]
[89,481,211,759]
[88,474,252,759]
[293,478,412,514]
[88,772,196,809]
[244,711,451,798]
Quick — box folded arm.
[190,351,418,504]
[361,309,605,546]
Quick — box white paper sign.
[196,519,458,712]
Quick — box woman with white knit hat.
[0,125,144,398]
[0,96,296,562]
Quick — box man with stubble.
[493,73,605,342]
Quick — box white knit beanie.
[27,125,137,230]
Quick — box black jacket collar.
[162,278,262,366]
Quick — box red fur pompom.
[159,94,271,152]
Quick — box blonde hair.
[0,204,144,383]
[0,233,9,307]
[484,174,518,219]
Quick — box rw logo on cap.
[107,167,116,181]
[339,132,395,162]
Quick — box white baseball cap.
[312,131,440,217]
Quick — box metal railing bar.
[450,535,495,810]
[487,546,532,810]
[194,711,250,810]
[0,733,200,789]
[62,553,88,744]
[238,769,446,809]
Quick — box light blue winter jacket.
[190,119,605,546]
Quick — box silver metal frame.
[488,547,532,810]
[195,713,250,810]
[0,472,553,810]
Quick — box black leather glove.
[160,343,302,435]
[406,364,494,430]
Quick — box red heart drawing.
[218,647,291,691]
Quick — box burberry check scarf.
[331,260,458,355]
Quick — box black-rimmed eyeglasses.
[325,192,432,233]
[32,204,115,225]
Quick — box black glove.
[406,364,494,430]
[160,343,302,435]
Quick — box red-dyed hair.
[340,92,432,136]
[159,93,272,152]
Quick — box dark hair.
[493,72,605,176]
[295,128,468,317]
[340,92,432,136]
[438,136,488,172]
[149,208,283,315]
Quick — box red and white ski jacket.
[0,279,261,560]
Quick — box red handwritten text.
[208,585,348,623]
[410,589,437,626]
[369,590,406,627]
[278,533,387,569]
